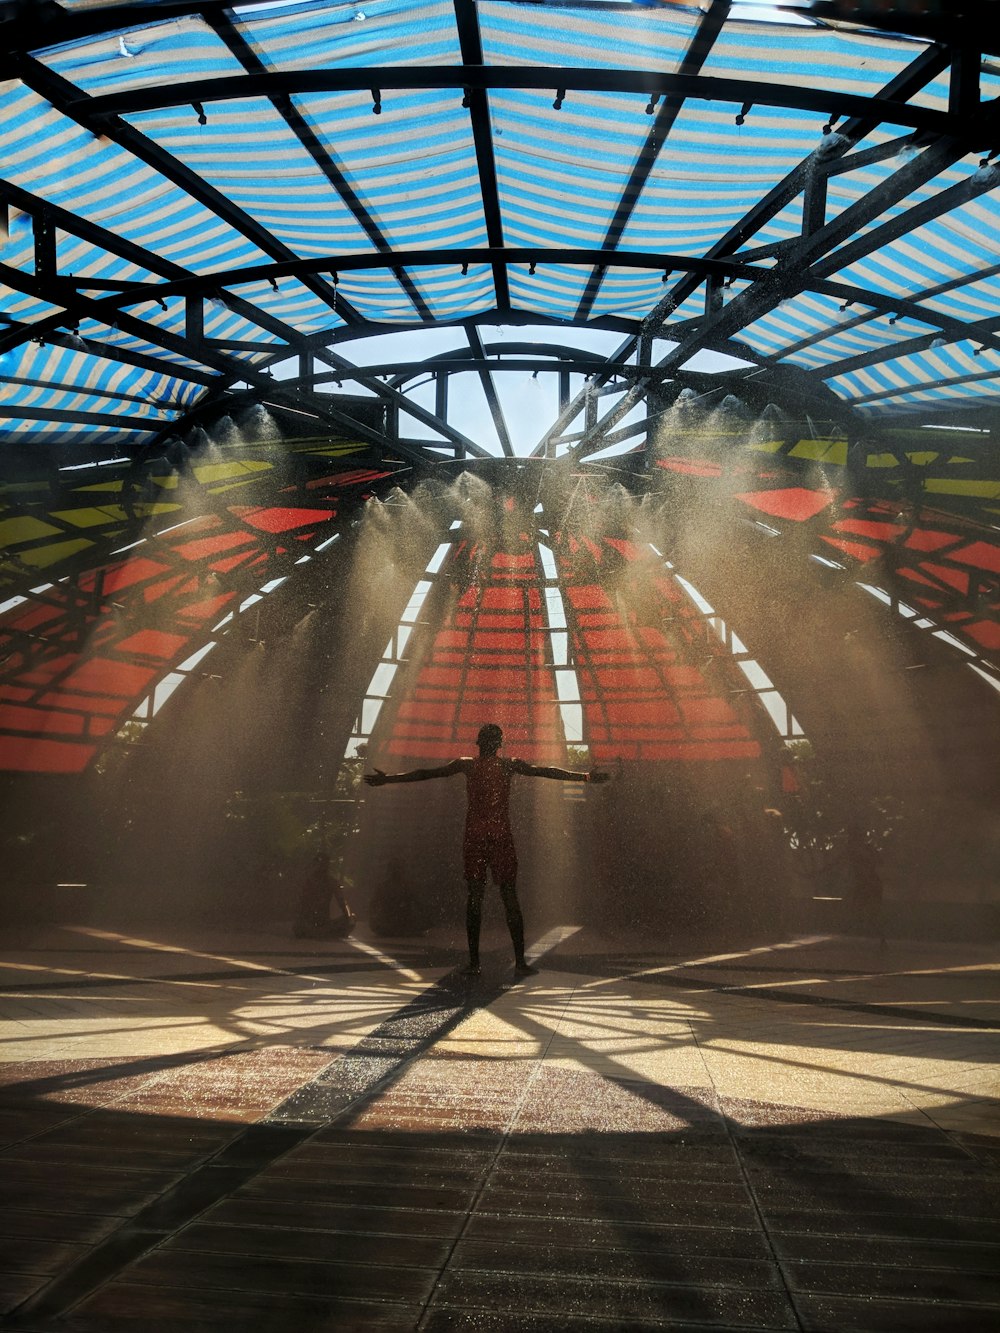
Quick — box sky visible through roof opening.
[270,327,756,458]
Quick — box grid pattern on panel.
[0,83,271,274]
[379,532,566,766]
[718,443,1000,663]
[490,89,646,252]
[555,536,761,764]
[0,459,387,773]
[822,498,1000,658]
[5,0,1000,451]
[0,342,201,421]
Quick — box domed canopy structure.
[2,0,1000,458]
[1,3,998,947]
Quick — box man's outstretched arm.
[512,760,610,783]
[364,759,465,787]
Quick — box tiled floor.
[0,923,997,1330]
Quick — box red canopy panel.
[229,506,335,534]
[559,543,761,765]
[376,541,564,765]
[0,735,95,773]
[0,703,86,736]
[736,487,835,522]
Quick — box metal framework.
[2,0,1000,462]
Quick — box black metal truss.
[465,325,513,457]
[730,158,1000,382]
[14,54,360,329]
[312,347,491,461]
[0,371,195,413]
[573,1,731,322]
[0,256,400,452]
[648,50,956,341]
[0,174,331,369]
[574,135,998,455]
[763,261,1000,365]
[852,361,1000,407]
[51,248,768,307]
[1,13,998,460]
[644,50,975,362]
[808,2,1000,56]
[529,42,956,456]
[453,0,508,309]
[787,278,1000,368]
[394,341,616,377]
[71,68,993,144]
[818,315,1000,383]
[322,351,635,386]
[0,404,166,431]
[18,0,998,60]
[202,7,432,324]
[0,193,471,456]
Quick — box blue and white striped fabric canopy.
[2,0,1000,453]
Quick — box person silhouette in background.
[364,723,609,976]
[294,850,357,940]
[845,823,886,948]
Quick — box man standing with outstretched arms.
[364,723,609,976]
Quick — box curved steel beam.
[8,0,994,59]
[77,68,991,143]
[67,248,767,307]
[532,42,955,456]
[15,54,361,329]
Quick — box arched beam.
[76,69,992,145]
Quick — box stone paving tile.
[121,1249,439,1304]
[430,1270,800,1328]
[488,1154,739,1184]
[0,1235,89,1276]
[448,1237,784,1289]
[752,1184,1000,1218]
[462,1213,773,1261]
[422,1314,774,1333]
[472,1185,760,1229]
[770,1232,1000,1270]
[236,1175,480,1215]
[761,1207,998,1244]
[0,1103,86,1148]
[1,1133,223,1171]
[0,1210,123,1246]
[478,1173,751,1208]
[288,1140,494,1171]
[13,1108,237,1154]
[0,1272,50,1317]
[0,1175,177,1218]
[783,1258,1000,1304]
[61,1283,421,1331]
[261,1156,486,1189]
[1,931,997,1332]
[0,1057,180,1107]
[795,1293,1000,1332]
[201,1196,468,1239]
[158,1221,455,1269]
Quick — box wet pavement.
[0,925,997,1330]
